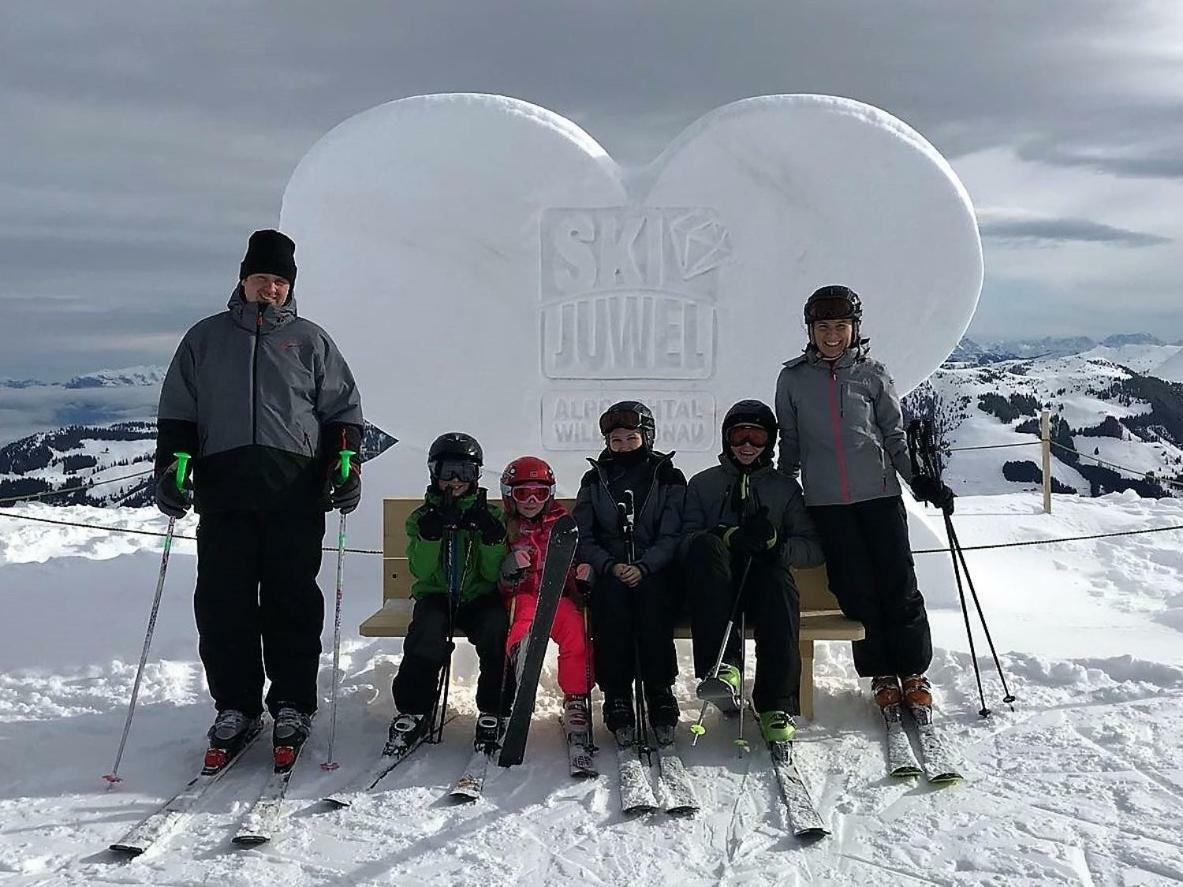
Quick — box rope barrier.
[947,441,1039,453]
[1049,440,1183,491]
[2,505,1180,558]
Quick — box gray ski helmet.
[804,284,863,348]
[598,400,656,449]
[428,431,483,482]
[721,400,777,466]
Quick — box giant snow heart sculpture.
[281,94,982,494]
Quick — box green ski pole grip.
[173,452,192,491]
[337,449,356,484]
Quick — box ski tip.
[322,796,351,809]
[795,827,831,841]
[108,843,144,857]
[232,834,270,846]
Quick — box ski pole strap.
[337,449,356,484]
[173,451,191,490]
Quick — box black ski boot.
[604,692,636,744]
[204,709,263,773]
[474,713,504,753]
[272,704,313,770]
[384,710,429,756]
[646,685,679,746]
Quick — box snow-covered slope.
[1,494,1181,885]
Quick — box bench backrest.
[382,497,841,613]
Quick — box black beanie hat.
[239,229,297,287]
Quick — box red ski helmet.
[500,456,556,512]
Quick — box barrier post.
[1040,410,1052,514]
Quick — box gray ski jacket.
[155,287,363,512]
[682,457,825,570]
[774,348,912,507]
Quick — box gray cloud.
[979,215,1172,248]
[2,0,1182,377]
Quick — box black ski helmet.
[598,400,656,449]
[427,431,483,482]
[721,400,777,468]
[804,284,863,348]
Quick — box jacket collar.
[227,284,298,334]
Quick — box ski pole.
[690,556,753,746]
[103,452,191,786]
[321,449,355,771]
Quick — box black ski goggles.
[599,408,643,436]
[431,459,480,484]
[726,425,770,448]
[808,296,857,322]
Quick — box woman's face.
[812,319,853,359]
[607,428,644,453]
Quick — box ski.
[614,730,659,815]
[882,703,923,778]
[109,726,264,856]
[767,739,829,838]
[323,734,430,808]
[498,515,579,767]
[232,742,307,845]
[905,703,964,785]
[653,742,699,816]
[448,748,493,801]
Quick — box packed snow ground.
[1,493,1182,886]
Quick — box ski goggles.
[726,425,770,448]
[431,459,481,484]
[808,295,857,322]
[508,483,553,506]
[599,408,644,436]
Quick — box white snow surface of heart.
[279,94,983,496]
[2,491,1182,885]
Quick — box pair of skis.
[615,731,700,817]
[109,727,305,856]
[883,701,963,784]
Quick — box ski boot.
[758,710,797,744]
[604,692,636,746]
[383,710,429,756]
[563,694,597,777]
[473,713,504,753]
[900,674,933,708]
[871,675,903,708]
[272,705,313,770]
[204,709,263,774]
[646,685,679,747]
[695,662,742,715]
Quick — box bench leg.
[798,638,814,721]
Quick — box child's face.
[607,429,644,453]
[437,477,471,497]
[812,319,853,359]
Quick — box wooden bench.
[360,497,864,719]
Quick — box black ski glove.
[460,490,506,545]
[329,453,361,514]
[910,475,955,515]
[154,460,192,519]
[417,506,447,541]
[725,506,777,556]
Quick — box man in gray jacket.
[154,229,363,769]
[682,400,824,741]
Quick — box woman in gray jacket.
[774,285,953,712]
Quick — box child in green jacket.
[387,432,509,754]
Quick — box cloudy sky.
[2,1,1182,379]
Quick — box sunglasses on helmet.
[809,296,856,322]
[432,459,480,483]
[727,426,770,448]
[509,483,553,505]
[599,408,644,436]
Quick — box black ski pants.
[391,593,510,716]
[590,572,677,699]
[685,533,802,714]
[808,495,933,678]
[194,508,325,718]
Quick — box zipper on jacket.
[827,367,853,503]
[251,309,262,446]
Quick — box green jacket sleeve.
[406,507,444,583]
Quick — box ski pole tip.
[689,723,705,736]
[978,707,991,718]
[320,761,340,772]
[102,773,122,787]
